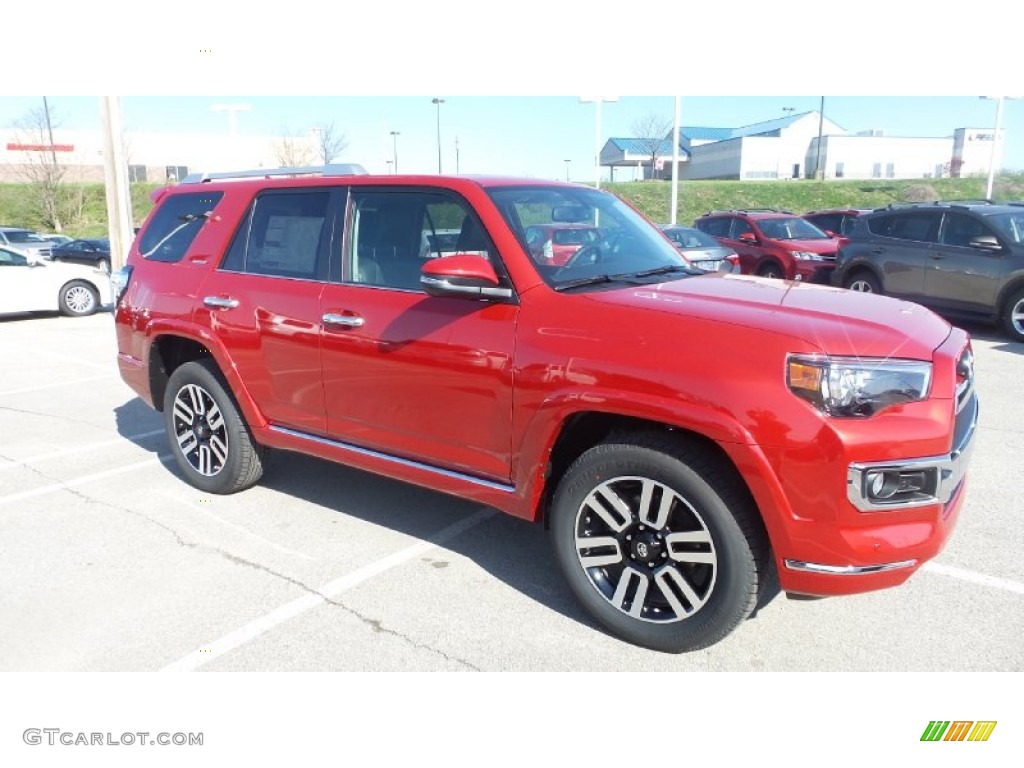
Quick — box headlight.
[791,251,824,261]
[787,355,932,417]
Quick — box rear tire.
[163,359,264,494]
[550,432,768,653]
[58,280,99,316]
[844,270,880,294]
[1002,287,1024,342]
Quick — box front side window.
[348,189,496,291]
[987,212,1024,244]
[941,213,995,248]
[730,218,754,239]
[138,191,225,263]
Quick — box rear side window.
[220,191,331,280]
[868,212,939,243]
[700,218,731,237]
[138,191,224,263]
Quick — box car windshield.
[5,231,45,243]
[757,217,830,240]
[552,228,599,246]
[666,228,719,249]
[987,212,1024,244]
[487,185,693,290]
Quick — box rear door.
[926,212,1005,314]
[196,187,338,435]
[865,211,939,300]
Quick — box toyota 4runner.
[113,165,977,653]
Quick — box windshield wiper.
[629,264,698,278]
[553,274,631,292]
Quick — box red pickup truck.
[112,166,977,653]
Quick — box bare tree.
[271,124,316,167]
[312,122,349,164]
[9,104,67,231]
[630,113,674,180]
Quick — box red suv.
[113,166,976,653]
[524,223,601,266]
[694,209,839,281]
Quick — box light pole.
[455,136,460,174]
[389,130,400,174]
[432,98,445,173]
[386,159,394,175]
[579,96,618,189]
[564,159,571,182]
[981,96,1013,199]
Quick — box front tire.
[58,280,99,316]
[757,262,784,279]
[163,360,264,494]
[1003,287,1024,342]
[550,432,768,653]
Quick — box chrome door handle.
[203,296,239,309]
[322,313,364,329]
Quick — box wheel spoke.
[209,435,229,465]
[666,530,716,564]
[197,445,213,475]
[576,536,623,568]
[637,478,673,529]
[173,399,193,424]
[584,486,632,532]
[206,403,224,431]
[655,567,704,617]
[176,431,198,455]
[611,567,649,618]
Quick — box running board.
[268,426,516,494]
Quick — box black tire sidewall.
[59,280,98,316]
[163,360,253,494]
[551,443,757,653]
[844,271,879,293]
[1003,288,1024,342]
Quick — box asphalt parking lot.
[1,310,1022,672]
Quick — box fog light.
[867,470,901,500]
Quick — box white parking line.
[0,456,170,507]
[0,373,115,397]
[160,506,498,672]
[923,562,1024,595]
[0,429,165,471]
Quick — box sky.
[3,95,1021,182]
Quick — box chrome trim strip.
[846,393,978,512]
[269,425,515,494]
[784,558,917,575]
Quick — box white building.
[602,111,986,182]
[1,128,320,183]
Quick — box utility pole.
[100,96,134,271]
[815,97,825,180]
[390,130,400,173]
[432,98,445,173]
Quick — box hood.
[585,274,950,359]
[780,238,838,255]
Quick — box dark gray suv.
[832,202,1024,341]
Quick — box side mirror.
[421,254,513,300]
[969,235,1002,251]
[737,232,757,244]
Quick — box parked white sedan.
[0,245,112,317]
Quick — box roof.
[680,127,732,142]
[607,137,687,156]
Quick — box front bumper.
[792,261,835,284]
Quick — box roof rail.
[180,163,369,184]
[703,208,794,215]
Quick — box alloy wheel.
[574,475,717,623]
[171,383,229,476]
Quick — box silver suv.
[0,227,53,260]
[832,202,1024,342]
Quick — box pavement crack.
[328,601,483,671]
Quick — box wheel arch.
[842,261,883,289]
[995,274,1024,321]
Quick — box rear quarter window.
[138,191,224,263]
